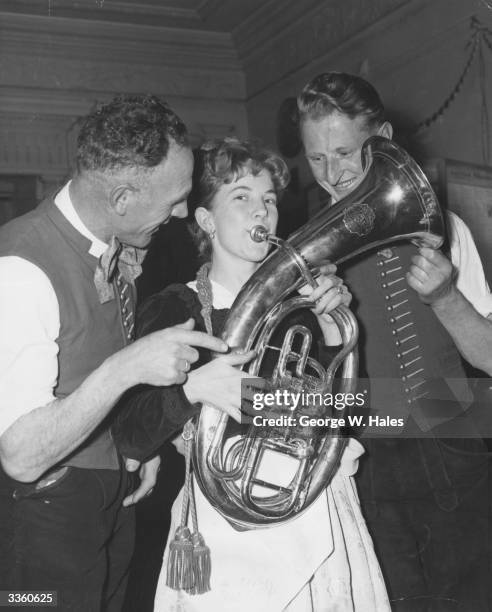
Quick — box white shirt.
[447,211,492,317]
[0,208,490,437]
[0,183,107,436]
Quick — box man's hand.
[407,248,457,306]
[0,321,224,483]
[122,454,161,507]
[123,318,229,387]
[183,350,257,422]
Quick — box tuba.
[193,135,444,530]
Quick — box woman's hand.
[298,263,352,345]
[298,263,351,313]
[183,350,257,422]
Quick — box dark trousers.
[357,437,491,612]
[1,466,135,612]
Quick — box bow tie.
[94,236,146,304]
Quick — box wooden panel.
[0,174,40,226]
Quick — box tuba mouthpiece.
[250,225,269,242]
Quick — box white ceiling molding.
[0,0,204,29]
[0,0,268,31]
[0,12,239,70]
[0,51,246,102]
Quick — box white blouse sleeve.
[0,256,60,437]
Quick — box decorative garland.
[413,17,491,163]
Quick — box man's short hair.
[297,72,385,129]
[76,94,188,174]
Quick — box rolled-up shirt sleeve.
[448,211,492,317]
[0,256,60,437]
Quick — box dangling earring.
[209,228,216,240]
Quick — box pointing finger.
[174,318,195,331]
[168,329,228,352]
[218,349,257,366]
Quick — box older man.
[297,72,492,610]
[0,95,249,610]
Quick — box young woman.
[114,138,390,611]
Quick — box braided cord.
[184,263,215,536]
[196,263,214,335]
[180,420,195,528]
[413,20,480,133]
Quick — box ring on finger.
[183,360,190,372]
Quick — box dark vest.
[0,196,135,470]
[342,242,472,432]
[342,243,481,507]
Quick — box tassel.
[167,412,213,595]
[166,525,194,591]
[189,532,211,594]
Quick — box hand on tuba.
[298,263,352,346]
[407,247,456,306]
[182,349,258,422]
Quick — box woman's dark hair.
[297,72,385,129]
[188,138,290,261]
[76,94,188,173]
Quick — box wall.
[0,11,247,197]
[2,0,492,248]
[244,0,492,280]
[245,0,492,173]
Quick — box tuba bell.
[192,135,445,531]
